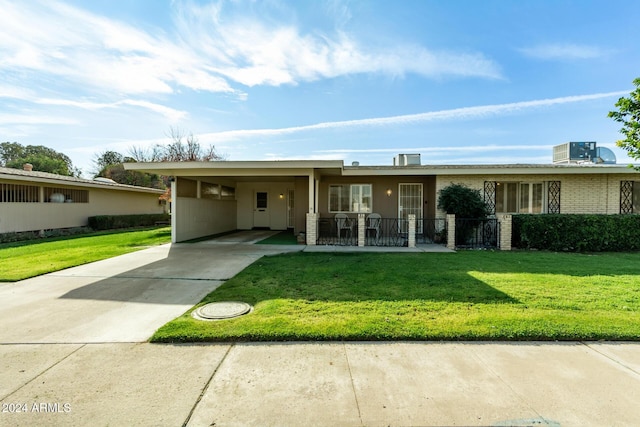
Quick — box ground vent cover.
[192,301,253,321]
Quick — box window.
[495,182,544,214]
[44,187,89,203]
[329,184,372,213]
[0,183,39,203]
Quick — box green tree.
[93,150,164,189]
[437,184,490,218]
[92,150,125,175]
[0,142,80,176]
[609,77,640,163]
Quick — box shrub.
[88,213,170,231]
[513,214,640,252]
[437,184,490,219]
[0,227,93,243]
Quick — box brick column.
[306,212,317,246]
[357,213,365,247]
[446,214,456,250]
[408,214,416,248]
[498,214,512,251]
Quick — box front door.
[253,191,270,228]
[398,183,423,233]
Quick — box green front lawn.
[0,227,171,281]
[152,251,640,342]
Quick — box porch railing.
[316,217,359,246]
[454,218,499,249]
[315,216,447,247]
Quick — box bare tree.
[160,127,224,162]
[128,144,162,163]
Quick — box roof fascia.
[0,172,164,194]
[341,165,640,176]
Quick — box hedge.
[513,214,640,252]
[88,213,170,231]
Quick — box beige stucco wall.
[0,183,164,234]
[317,175,436,219]
[294,177,309,234]
[236,181,294,230]
[173,196,236,242]
[434,172,639,216]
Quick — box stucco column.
[170,178,177,244]
[306,212,317,245]
[408,214,416,248]
[446,214,456,250]
[308,175,315,213]
[357,213,365,247]
[497,214,512,251]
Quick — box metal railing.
[417,218,447,244]
[316,217,359,246]
[316,216,448,247]
[366,218,405,247]
[455,218,499,249]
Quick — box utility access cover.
[192,301,252,321]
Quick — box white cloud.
[3,96,188,123]
[200,90,629,141]
[0,0,502,107]
[518,43,606,60]
[176,4,502,86]
[0,113,78,125]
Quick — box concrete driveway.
[0,239,302,343]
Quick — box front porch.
[307,213,508,250]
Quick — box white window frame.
[496,181,546,214]
[329,184,372,213]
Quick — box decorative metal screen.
[547,181,561,214]
[44,187,89,203]
[0,183,40,202]
[399,183,423,233]
[620,181,634,214]
[484,181,496,214]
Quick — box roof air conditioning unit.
[553,142,597,164]
[394,153,421,166]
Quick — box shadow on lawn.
[59,247,640,306]
[202,252,523,306]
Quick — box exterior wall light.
[386,188,392,197]
[279,193,284,199]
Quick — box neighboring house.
[0,164,165,235]
[125,153,640,246]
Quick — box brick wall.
[435,173,639,216]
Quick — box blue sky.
[1,0,639,176]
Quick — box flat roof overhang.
[0,171,164,194]
[125,160,639,179]
[342,163,639,176]
[124,160,344,180]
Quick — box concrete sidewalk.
[1,341,639,426]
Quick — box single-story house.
[0,164,165,235]
[125,153,640,247]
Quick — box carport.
[125,160,343,243]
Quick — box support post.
[498,214,512,251]
[357,213,365,247]
[446,214,456,250]
[306,212,317,246]
[408,214,416,248]
[171,178,177,243]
